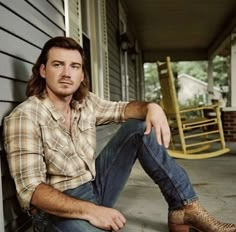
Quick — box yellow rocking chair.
[157,56,230,159]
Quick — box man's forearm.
[31,183,126,230]
[31,183,95,220]
[124,101,160,120]
[124,101,149,120]
[124,101,170,147]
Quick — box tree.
[144,63,161,102]
[212,55,230,87]
[144,55,230,104]
[176,61,208,81]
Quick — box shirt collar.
[40,96,62,121]
[38,95,86,121]
[71,98,86,111]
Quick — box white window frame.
[64,0,83,44]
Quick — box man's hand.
[144,103,170,148]
[31,183,125,231]
[86,205,126,231]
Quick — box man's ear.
[81,72,84,82]
[39,64,46,78]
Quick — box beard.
[46,83,80,99]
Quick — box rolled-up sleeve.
[4,110,47,209]
[88,92,128,125]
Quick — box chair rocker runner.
[157,56,230,159]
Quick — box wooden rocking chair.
[157,56,230,159]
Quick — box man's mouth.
[59,80,73,85]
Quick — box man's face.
[40,47,84,100]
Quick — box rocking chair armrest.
[179,104,219,114]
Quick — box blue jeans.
[32,119,197,231]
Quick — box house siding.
[106,0,122,101]
[106,0,139,102]
[177,74,222,105]
[0,0,65,125]
[0,0,65,231]
[128,58,136,100]
[0,1,145,231]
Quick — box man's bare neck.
[47,93,72,115]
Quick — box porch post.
[221,33,236,142]
[207,58,214,104]
[231,33,236,107]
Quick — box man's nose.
[62,65,71,77]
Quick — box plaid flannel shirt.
[4,92,128,209]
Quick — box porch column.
[207,58,214,104]
[221,33,236,142]
[231,33,236,107]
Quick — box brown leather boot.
[168,201,236,232]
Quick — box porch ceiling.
[124,0,236,62]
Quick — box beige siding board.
[0,53,32,82]
[109,88,121,101]
[0,78,26,102]
[26,0,65,30]
[106,0,121,101]
[48,0,65,15]
[108,58,121,73]
[108,76,121,88]
[0,30,41,63]
[0,5,50,48]
[1,0,64,37]
[0,78,26,125]
[0,1,65,231]
[129,59,136,100]
[108,47,120,62]
[110,84,121,94]
[0,102,18,127]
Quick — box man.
[4,36,236,232]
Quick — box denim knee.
[120,119,146,135]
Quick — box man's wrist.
[147,102,160,110]
[78,201,97,220]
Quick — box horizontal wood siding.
[25,0,64,30]
[0,0,65,125]
[48,0,65,15]
[128,58,136,100]
[0,53,33,82]
[0,0,65,231]
[106,0,122,101]
[1,149,32,232]
[1,1,64,37]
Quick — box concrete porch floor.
[115,142,236,232]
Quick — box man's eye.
[53,63,61,67]
[72,65,80,69]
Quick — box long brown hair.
[26,36,89,103]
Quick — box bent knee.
[122,119,146,134]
